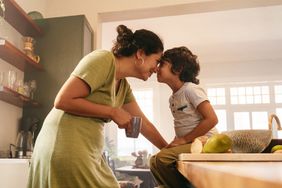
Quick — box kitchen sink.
[262,139,282,153]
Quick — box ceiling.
[100,1,282,65]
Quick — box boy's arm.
[122,100,168,149]
[167,101,218,148]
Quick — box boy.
[150,46,218,188]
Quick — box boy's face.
[157,60,177,84]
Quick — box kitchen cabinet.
[0,0,43,107]
[0,159,30,188]
[23,15,93,137]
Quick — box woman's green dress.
[28,50,135,188]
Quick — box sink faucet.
[268,114,282,130]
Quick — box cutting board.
[178,153,282,162]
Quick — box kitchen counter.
[177,161,282,188]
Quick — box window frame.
[206,81,282,132]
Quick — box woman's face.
[138,52,162,81]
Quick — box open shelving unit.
[0,86,39,107]
[1,0,43,37]
[0,39,44,71]
[0,0,43,107]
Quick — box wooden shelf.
[0,86,40,107]
[1,0,43,36]
[0,1,43,108]
[0,39,44,71]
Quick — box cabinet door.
[0,159,29,188]
[23,15,93,138]
[83,19,93,56]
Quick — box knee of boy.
[156,151,177,165]
[149,154,157,168]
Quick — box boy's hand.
[166,137,187,148]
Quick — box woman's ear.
[136,49,145,59]
[135,49,145,64]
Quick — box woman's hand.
[110,107,132,129]
[166,137,187,148]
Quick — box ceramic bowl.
[222,130,272,153]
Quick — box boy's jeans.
[150,144,194,188]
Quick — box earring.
[140,57,145,64]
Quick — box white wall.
[16,0,47,16]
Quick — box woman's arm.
[54,75,132,129]
[167,101,218,148]
[122,101,168,150]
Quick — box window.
[230,86,270,104]
[275,85,282,103]
[234,112,250,130]
[207,82,282,137]
[252,112,268,129]
[117,89,154,156]
[214,109,227,132]
[276,108,282,138]
[207,88,225,105]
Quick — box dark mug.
[125,116,142,138]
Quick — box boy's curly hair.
[161,46,200,84]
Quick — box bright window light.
[234,112,250,130]
[230,86,269,104]
[214,110,227,132]
[275,85,282,103]
[207,88,225,105]
[252,112,268,129]
[117,89,154,156]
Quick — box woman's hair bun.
[112,25,163,57]
[116,25,134,43]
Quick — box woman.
[28,25,168,188]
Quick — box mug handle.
[34,55,40,63]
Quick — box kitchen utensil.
[15,131,33,158]
[27,11,43,20]
[29,80,37,99]
[125,116,142,138]
[222,130,272,153]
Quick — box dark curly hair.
[161,46,200,84]
[112,25,164,57]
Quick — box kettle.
[15,131,33,158]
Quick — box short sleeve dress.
[27,50,135,188]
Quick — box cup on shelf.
[7,70,16,90]
[23,82,30,97]
[31,54,40,63]
[16,79,24,95]
[22,36,35,51]
[125,116,142,138]
[0,71,4,86]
